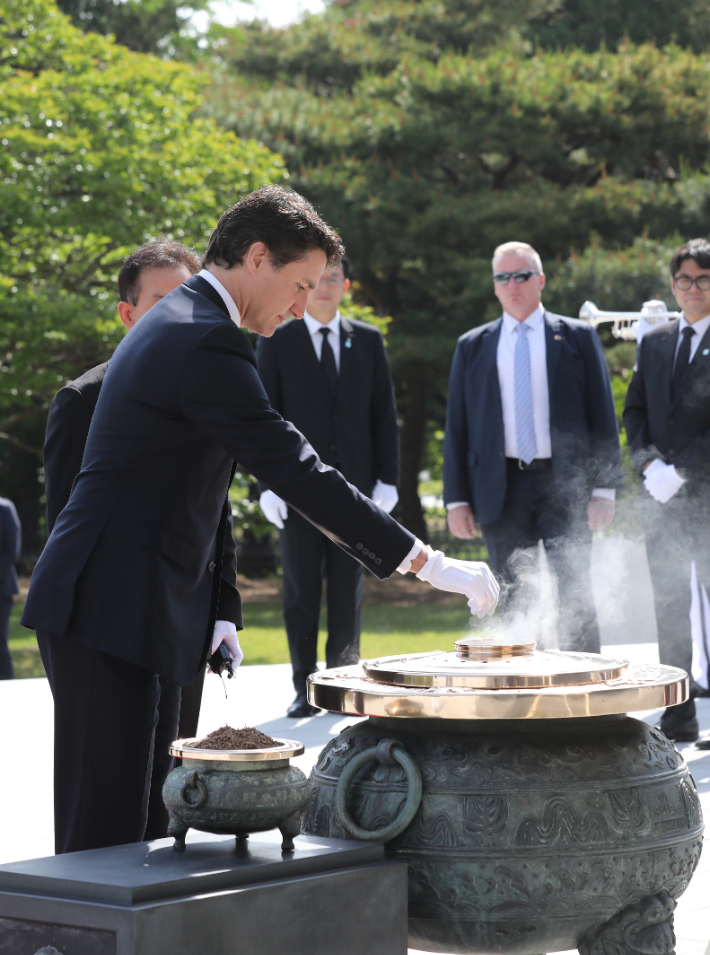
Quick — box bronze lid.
[170,737,304,761]
[307,638,689,719]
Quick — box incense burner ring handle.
[335,740,422,842]
[180,770,208,809]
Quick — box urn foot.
[168,813,189,852]
[578,893,677,955]
[279,809,302,852]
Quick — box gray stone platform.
[0,831,407,955]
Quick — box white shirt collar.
[198,269,241,327]
[304,310,341,337]
[680,311,710,340]
[502,303,544,334]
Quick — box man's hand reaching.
[411,547,500,618]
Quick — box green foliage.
[55,0,210,56]
[528,0,710,53]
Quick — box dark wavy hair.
[670,238,710,276]
[204,186,344,272]
[118,240,200,305]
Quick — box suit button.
[668,420,674,427]
[362,548,370,557]
[375,558,382,565]
[369,552,376,560]
[208,561,216,573]
[331,444,337,450]
[356,543,363,550]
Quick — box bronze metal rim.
[169,737,305,761]
[307,663,689,719]
[362,649,629,689]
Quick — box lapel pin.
[554,335,562,341]
[345,338,352,348]
[704,349,710,356]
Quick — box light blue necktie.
[514,323,537,464]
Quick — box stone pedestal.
[0,831,408,955]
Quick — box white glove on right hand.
[415,549,500,618]
[259,490,288,529]
[643,458,685,504]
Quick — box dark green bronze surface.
[302,716,704,955]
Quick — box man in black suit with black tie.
[256,257,400,717]
[42,239,218,842]
[444,241,622,653]
[22,187,499,853]
[624,238,710,743]
[0,497,21,680]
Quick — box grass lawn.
[8,595,472,678]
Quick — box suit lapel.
[671,321,710,409]
[183,274,230,319]
[544,311,563,392]
[338,316,355,403]
[292,319,334,404]
[481,319,503,417]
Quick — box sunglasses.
[673,274,710,291]
[493,270,539,285]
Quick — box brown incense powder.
[186,725,281,751]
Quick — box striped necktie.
[514,322,537,464]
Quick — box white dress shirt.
[198,269,242,327]
[446,304,614,509]
[674,312,710,365]
[304,310,341,371]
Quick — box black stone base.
[0,832,408,955]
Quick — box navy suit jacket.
[22,276,414,684]
[0,498,21,598]
[443,311,623,525]
[256,316,399,496]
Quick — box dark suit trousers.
[280,509,364,695]
[36,630,189,853]
[642,494,710,688]
[0,597,14,680]
[479,466,601,653]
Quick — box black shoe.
[657,711,700,743]
[286,693,320,718]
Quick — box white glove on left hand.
[371,480,399,514]
[211,620,244,669]
[259,490,288,529]
[644,458,685,504]
[415,549,500,618]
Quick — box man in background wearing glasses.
[625,238,710,743]
[444,241,622,653]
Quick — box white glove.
[415,548,500,618]
[644,458,686,504]
[259,490,288,529]
[371,480,399,514]
[211,620,244,669]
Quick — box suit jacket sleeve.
[44,386,94,534]
[581,327,624,488]
[216,505,241,625]
[370,332,399,486]
[0,502,21,582]
[622,338,660,474]
[179,325,415,577]
[443,340,471,506]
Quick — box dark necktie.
[319,327,338,397]
[671,326,695,400]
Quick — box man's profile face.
[118,265,193,330]
[492,252,545,321]
[243,247,327,337]
[671,257,710,324]
[306,264,349,317]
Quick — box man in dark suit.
[22,186,499,853]
[624,238,710,743]
[444,241,622,653]
[43,239,212,841]
[256,257,400,717]
[0,498,21,680]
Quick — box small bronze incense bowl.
[303,637,703,955]
[163,738,308,852]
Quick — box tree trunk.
[398,364,429,542]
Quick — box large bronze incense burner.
[163,738,308,852]
[303,637,703,955]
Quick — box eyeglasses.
[493,270,539,285]
[318,274,345,287]
[673,274,710,291]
